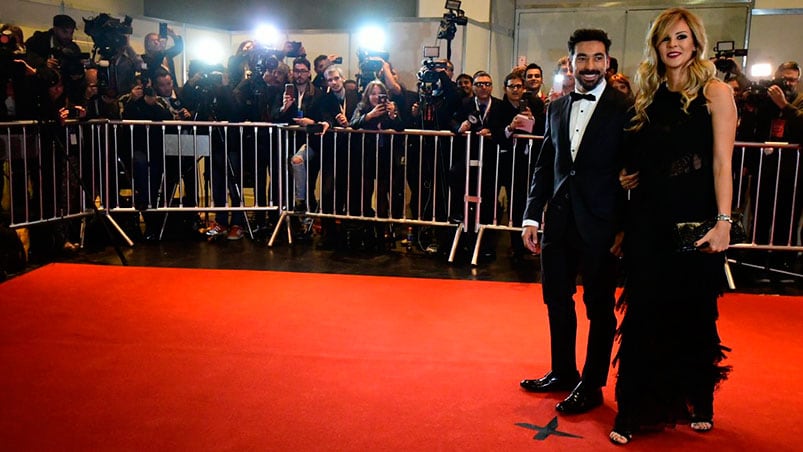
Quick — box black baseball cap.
[53,15,76,29]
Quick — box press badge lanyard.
[475,97,491,125]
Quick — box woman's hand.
[619,168,639,190]
[366,103,386,120]
[696,220,731,253]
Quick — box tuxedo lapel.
[557,96,573,164]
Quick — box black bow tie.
[570,92,596,102]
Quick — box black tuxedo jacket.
[523,86,632,247]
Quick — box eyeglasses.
[473,81,492,87]
[506,84,524,90]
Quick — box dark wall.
[144,0,417,31]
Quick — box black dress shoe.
[520,371,580,392]
[556,382,603,414]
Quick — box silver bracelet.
[715,213,732,223]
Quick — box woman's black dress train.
[614,83,731,433]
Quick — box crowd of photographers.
[1,13,802,261]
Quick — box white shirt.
[569,79,606,161]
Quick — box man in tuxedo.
[519,29,631,414]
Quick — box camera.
[332,56,343,64]
[356,48,390,91]
[51,45,90,78]
[378,93,388,104]
[189,61,225,94]
[84,13,133,61]
[745,78,794,103]
[247,46,281,77]
[417,47,448,100]
[158,23,168,40]
[286,41,304,58]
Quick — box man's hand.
[521,225,541,254]
[619,168,639,190]
[292,117,314,127]
[130,85,144,101]
[335,112,348,127]
[610,231,624,258]
[768,84,789,109]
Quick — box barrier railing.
[273,125,463,260]
[2,120,801,277]
[729,141,803,279]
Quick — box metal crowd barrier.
[469,133,543,265]
[272,125,464,260]
[1,120,107,245]
[2,119,801,276]
[730,141,803,279]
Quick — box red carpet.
[1,263,801,451]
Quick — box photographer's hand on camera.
[768,84,791,109]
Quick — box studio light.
[356,25,386,52]
[750,63,773,78]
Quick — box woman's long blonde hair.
[630,8,715,131]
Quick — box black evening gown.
[613,83,731,432]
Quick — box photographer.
[142,26,183,86]
[350,80,405,220]
[312,54,341,92]
[451,71,503,258]
[290,66,359,248]
[405,59,458,228]
[233,51,289,233]
[493,71,539,258]
[740,62,803,278]
[25,15,86,105]
[1,24,40,121]
[177,64,245,241]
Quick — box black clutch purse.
[674,213,747,253]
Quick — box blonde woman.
[612,8,737,445]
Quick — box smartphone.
[332,56,343,64]
[158,23,168,40]
[284,83,296,98]
[377,93,388,104]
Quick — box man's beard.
[576,70,603,92]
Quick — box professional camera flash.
[356,25,386,52]
[750,63,772,78]
[193,38,225,65]
[255,24,282,48]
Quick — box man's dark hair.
[150,68,171,86]
[567,29,611,55]
[609,57,619,73]
[293,57,311,70]
[456,73,473,84]
[504,71,523,87]
[525,63,542,73]
[313,54,328,69]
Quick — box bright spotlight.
[255,24,282,48]
[356,25,386,52]
[750,63,773,78]
[193,38,225,65]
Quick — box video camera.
[247,46,283,78]
[84,13,133,61]
[0,29,25,77]
[357,48,390,75]
[191,61,226,94]
[417,46,448,100]
[437,0,467,41]
[51,45,90,78]
[712,41,747,74]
